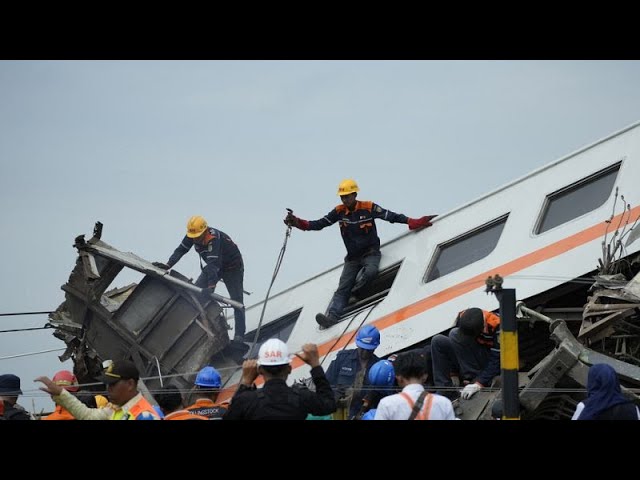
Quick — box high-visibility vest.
[111,395,159,420]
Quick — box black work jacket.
[223,366,336,420]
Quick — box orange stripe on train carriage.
[218,205,640,402]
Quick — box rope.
[220,219,293,390]
[246,220,292,359]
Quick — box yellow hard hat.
[186,215,208,238]
[337,179,359,196]
[94,394,109,409]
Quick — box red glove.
[283,213,309,231]
[407,215,437,231]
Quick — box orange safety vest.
[42,405,76,420]
[163,409,209,420]
[477,310,500,347]
[185,398,229,419]
[458,309,500,348]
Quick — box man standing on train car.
[430,308,501,401]
[284,178,437,328]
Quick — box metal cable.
[0,347,65,361]
[219,220,293,390]
[0,311,54,317]
[0,325,53,334]
[320,300,381,367]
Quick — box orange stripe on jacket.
[336,201,374,214]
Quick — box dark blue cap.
[0,374,22,395]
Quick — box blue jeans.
[327,252,381,319]
[196,267,246,338]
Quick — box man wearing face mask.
[325,324,381,419]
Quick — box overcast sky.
[2,60,640,414]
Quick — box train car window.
[338,262,403,319]
[425,215,508,283]
[244,308,302,349]
[536,162,621,234]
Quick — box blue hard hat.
[356,325,380,350]
[152,404,165,419]
[195,366,222,388]
[361,409,377,420]
[368,359,395,386]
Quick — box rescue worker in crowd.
[354,359,397,419]
[42,370,80,420]
[387,343,434,386]
[155,384,208,420]
[154,215,246,342]
[36,359,160,420]
[430,307,501,401]
[185,365,229,419]
[375,350,457,420]
[0,374,32,420]
[325,324,381,419]
[572,363,640,420]
[223,338,336,420]
[284,179,437,328]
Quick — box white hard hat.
[258,338,291,366]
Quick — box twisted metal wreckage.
[48,222,247,403]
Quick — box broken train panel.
[48,222,237,397]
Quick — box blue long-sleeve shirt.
[167,227,243,287]
[306,201,409,260]
[325,348,380,419]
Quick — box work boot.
[316,313,339,329]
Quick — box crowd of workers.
[1,323,638,420]
[2,179,638,420]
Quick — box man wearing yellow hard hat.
[284,179,437,328]
[154,215,246,342]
